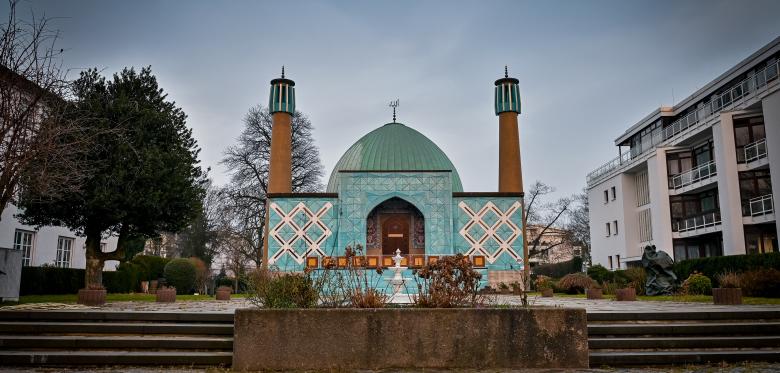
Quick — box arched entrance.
[366,197,424,256]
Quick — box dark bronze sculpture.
[641,245,677,295]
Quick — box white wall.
[0,204,118,271]
[588,173,630,269]
[763,90,780,237]
[713,113,746,255]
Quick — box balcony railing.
[669,160,716,190]
[742,138,768,164]
[748,194,774,217]
[673,211,722,233]
[587,58,779,186]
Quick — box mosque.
[263,69,526,289]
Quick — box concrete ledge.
[233,307,588,370]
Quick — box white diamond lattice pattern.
[269,202,333,264]
[458,201,522,263]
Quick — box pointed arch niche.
[365,197,425,256]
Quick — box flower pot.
[77,288,106,306]
[149,280,159,294]
[541,288,554,297]
[712,288,742,305]
[140,281,149,294]
[156,287,176,303]
[615,288,636,301]
[586,288,603,300]
[216,286,232,301]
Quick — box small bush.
[557,273,597,294]
[587,264,613,285]
[620,267,648,296]
[534,275,553,290]
[716,271,741,289]
[681,272,712,295]
[740,268,780,297]
[164,258,197,294]
[248,269,318,308]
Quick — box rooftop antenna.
[389,99,399,122]
[281,65,285,79]
[505,65,508,78]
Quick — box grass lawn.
[1,293,248,306]
[525,292,780,304]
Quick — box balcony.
[673,211,722,238]
[587,58,779,187]
[739,138,769,169]
[668,160,717,192]
[743,194,775,224]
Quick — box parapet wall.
[232,307,588,370]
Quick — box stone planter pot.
[215,286,232,301]
[140,281,149,294]
[713,288,742,305]
[233,308,589,370]
[77,288,106,306]
[541,288,554,297]
[586,288,603,300]
[156,287,176,303]
[615,288,637,301]
[149,280,159,294]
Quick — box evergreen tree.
[19,67,204,288]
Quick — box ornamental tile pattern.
[267,198,338,271]
[453,197,524,270]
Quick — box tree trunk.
[84,228,105,289]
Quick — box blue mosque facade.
[263,70,526,289]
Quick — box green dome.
[326,122,463,192]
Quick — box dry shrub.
[534,275,553,290]
[316,244,388,308]
[601,281,619,295]
[557,273,597,294]
[247,268,318,308]
[740,268,780,297]
[621,267,648,295]
[681,272,712,295]
[413,254,486,308]
[716,271,741,289]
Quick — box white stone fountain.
[388,249,413,304]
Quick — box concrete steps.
[588,310,780,366]
[0,311,233,366]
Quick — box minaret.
[268,66,296,193]
[494,66,523,193]
[263,67,296,268]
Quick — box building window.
[608,255,613,269]
[55,237,73,268]
[610,186,616,200]
[616,254,621,269]
[613,220,619,236]
[14,230,34,266]
[734,116,765,163]
[605,222,611,237]
[603,190,609,203]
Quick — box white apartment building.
[1,204,119,271]
[587,36,780,269]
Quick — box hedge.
[20,255,172,295]
[673,252,780,286]
[532,257,584,278]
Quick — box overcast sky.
[10,0,780,197]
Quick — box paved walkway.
[3,295,779,313]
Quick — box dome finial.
[389,99,399,123]
[505,65,508,78]
[281,65,285,79]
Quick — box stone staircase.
[589,310,780,366]
[0,310,233,366]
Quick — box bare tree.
[523,181,573,260]
[563,190,590,264]
[0,0,93,219]
[219,105,324,265]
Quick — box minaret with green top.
[268,66,295,193]
[495,66,523,193]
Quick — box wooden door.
[381,214,410,255]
